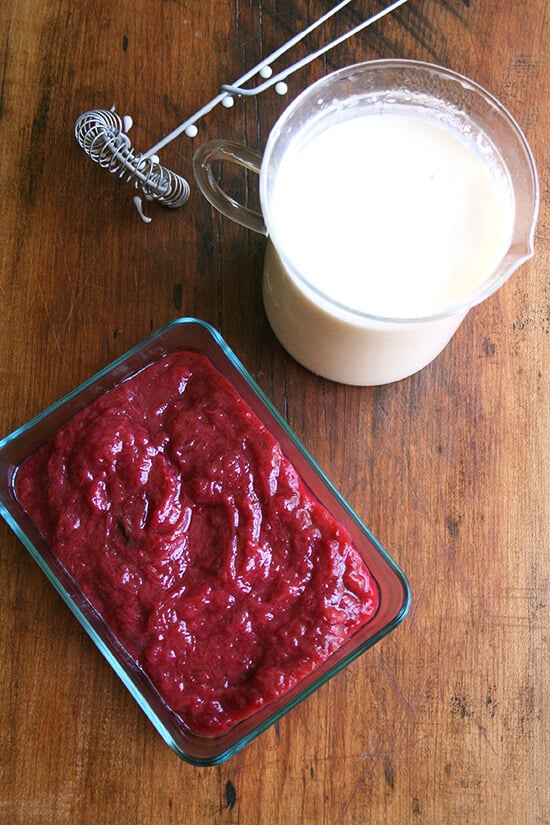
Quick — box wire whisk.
[74,0,409,220]
[75,109,190,211]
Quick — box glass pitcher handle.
[193,140,267,235]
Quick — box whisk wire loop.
[74,109,190,208]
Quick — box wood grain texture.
[0,1,548,823]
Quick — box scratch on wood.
[450,688,471,719]
[0,25,9,119]
[21,89,51,204]
[449,682,498,754]
[445,514,461,538]
[376,653,416,717]
[173,283,183,310]
[486,683,497,718]
[439,0,470,18]
[383,754,395,789]
[483,337,496,356]
[225,779,237,811]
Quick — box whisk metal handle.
[144,0,410,159]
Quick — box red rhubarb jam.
[15,350,379,734]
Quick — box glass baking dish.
[0,317,410,765]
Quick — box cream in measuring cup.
[193,59,539,385]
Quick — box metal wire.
[143,0,410,159]
[74,0,409,217]
[74,109,190,208]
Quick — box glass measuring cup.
[193,59,539,386]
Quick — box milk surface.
[268,112,514,320]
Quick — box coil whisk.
[74,109,190,209]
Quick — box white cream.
[262,110,515,384]
[268,112,514,320]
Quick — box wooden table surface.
[1,1,548,823]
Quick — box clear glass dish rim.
[0,317,411,766]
